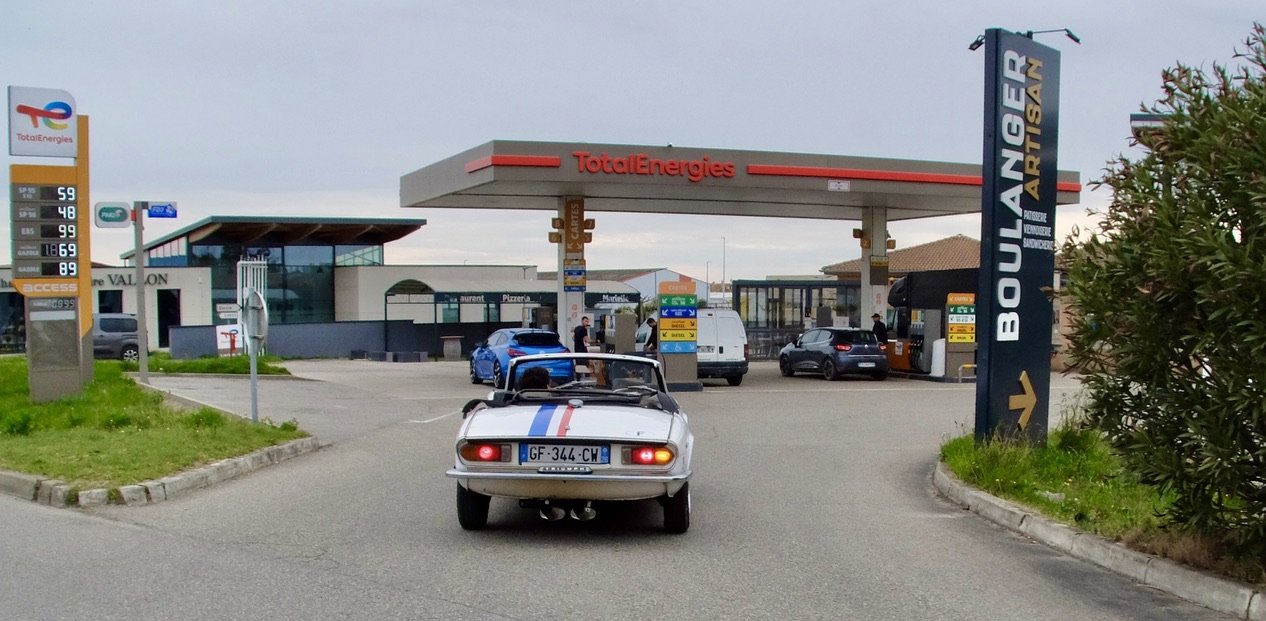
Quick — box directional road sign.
[146,202,177,218]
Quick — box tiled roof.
[821,234,980,276]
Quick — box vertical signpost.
[946,293,977,344]
[129,201,177,384]
[657,280,701,391]
[551,196,594,341]
[8,86,92,401]
[975,30,1062,443]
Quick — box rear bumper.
[833,355,889,374]
[697,361,748,378]
[448,469,689,500]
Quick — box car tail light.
[507,347,526,357]
[834,343,853,352]
[743,343,749,360]
[460,443,510,462]
[625,446,674,465]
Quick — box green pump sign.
[94,202,130,228]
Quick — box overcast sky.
[4,2,1260,281]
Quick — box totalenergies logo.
[15,100,73,130]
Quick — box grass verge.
[123,350,290,375]
[0,357,305,491]
[941,428,1264,585]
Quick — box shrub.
[1061,24,1266,555]
[1,411,35,436]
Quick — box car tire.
[662,482,690,534]
[871,371,888,381]
[822,358,839,381]
[121,345,140,363]
[469,361,483,384]
[779,357,795,377]
[456,483,490,530]
[493,360,505,389]
[726,375,743,386]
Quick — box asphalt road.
[0,360,1234,620]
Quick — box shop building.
[2,216,638,358]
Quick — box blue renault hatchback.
[469,328,570,387]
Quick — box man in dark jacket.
[871,313,889,342]
[573,316,591,352]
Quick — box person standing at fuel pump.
[871,313,889,342]
[573,316,592,353]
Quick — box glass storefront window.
[335,244,382,266]
[441,302,459,323]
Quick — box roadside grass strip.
[941,428,1264,586]
[0,357,305,494]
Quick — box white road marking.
[404,410,462,424]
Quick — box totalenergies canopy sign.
[8,86,78,158]
[572,151,736,183]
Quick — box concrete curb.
[933,462,1265,620]
[0,436,321,509]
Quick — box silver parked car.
[93,313,140,361]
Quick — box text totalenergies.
[572,151,735,183]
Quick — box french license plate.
[858,362,876,368]
[521,444,610,465]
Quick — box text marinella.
[572,151,736,183]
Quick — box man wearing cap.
[871,313,889,343]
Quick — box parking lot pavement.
[142,359,489,443]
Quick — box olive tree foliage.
[1061,24,1266,551]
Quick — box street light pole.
[721,236,727,307]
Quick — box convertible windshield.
[508,355,661,392]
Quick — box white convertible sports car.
[447,352,694,533]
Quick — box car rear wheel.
[822,358,839,381]
[121,345,140,363]
[456,483,490,530]
[662,482,690,534]
[726,375,743,386]
[469,361,483,384]
[779,356,795,377]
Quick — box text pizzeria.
[572,151,735,183]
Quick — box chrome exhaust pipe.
[539,502,566,521]
[569,501,597,522]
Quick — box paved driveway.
[0,360,1230,620]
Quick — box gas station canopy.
[400,140,1081,220]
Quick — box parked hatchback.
[778,327,889,381]
[93,313,140,361]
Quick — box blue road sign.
[659,307,698,319]
[147,202,178,218]
[658,341,698,354]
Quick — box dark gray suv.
[93,313,140,361]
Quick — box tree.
[1061,24,1266,553]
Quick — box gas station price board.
[947,293,976,343]
[11,183,80,279]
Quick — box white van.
[634,308,749,386]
